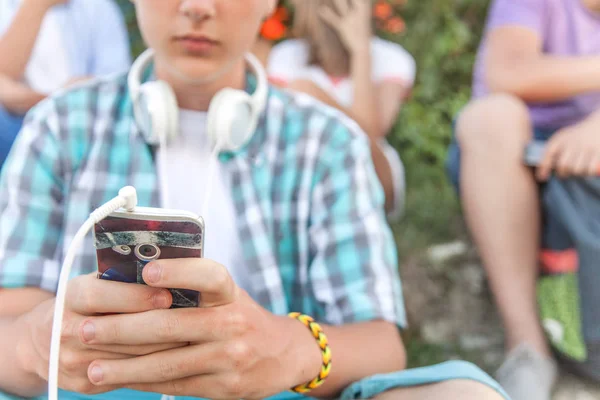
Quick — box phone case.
[93,207,205,308]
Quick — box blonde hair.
[291,0,354,76]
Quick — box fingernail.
[89,365,103,384]
[82,322,95,342]
[145,263,161,283]
[154,291,171,309]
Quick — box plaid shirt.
[0,73,406,328]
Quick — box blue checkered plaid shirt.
[0,72,406,328]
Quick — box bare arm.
[303,321,406,398]
[0,288,53,397]
[0,0,57,79]
[348,50,407,139]
[0,76,46,115]
[487,26,600,102]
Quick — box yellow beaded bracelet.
[288,312,332,394]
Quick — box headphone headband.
[244,51,268,120]
[128,49,268,125]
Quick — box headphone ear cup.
[138,81,179,145]
[207,89,255,152]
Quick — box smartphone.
[93,206,205,308]
[524,140,547,167]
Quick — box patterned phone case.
[94,208,204,308]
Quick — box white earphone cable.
[48,187,138,400]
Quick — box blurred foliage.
[116,0,144,57]
[387,0,489,182]
[386,0,491,250]
[114,0,491,249]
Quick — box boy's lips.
[174,35,219,54]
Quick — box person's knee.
[456,93,531,155]
[434,379,505,400]
[373,379,505,400]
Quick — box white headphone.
[127,48,269,152]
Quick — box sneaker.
[495,343,559,400]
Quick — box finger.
[36,349,130,391]
[125,373,244,399]
[356,0,371,14]
[588,154,600,177]
[334,0,349,14]
[88,343,223,385]
[68,274,172,315]
[319,5,340,27]
[87,342,189,356]
[143,259,238,307]
[572,149,592,176]
[80,307,235,345]
[536,136,562,181]
[556,147,578,178]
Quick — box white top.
[267,37,416,107]
[267,37,415,219]
[0,0,131,94]
[0,0,69,93]
[156,110,252,296]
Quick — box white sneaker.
[495,343,559,400]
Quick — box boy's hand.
[82,259,323,400]
[15,274,182,395]
[537,115,600,181]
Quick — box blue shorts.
[446,123,556,192]
[0,104,24,169]
[0,361,509,399]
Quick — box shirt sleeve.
[0,99,65,292]
[372,38,416,88]
[266,39,308,86]
[308,110,406,328]
[89,0,132,76]
[486,0,546,33]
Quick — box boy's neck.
[154,58,247,111]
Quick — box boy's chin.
[168,58,231,84]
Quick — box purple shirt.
[473,0,600,129]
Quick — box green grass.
[393,167,464,256]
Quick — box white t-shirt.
[0,0,69,93]
[0,0,132,95]
[267,37,415,219]
[156,110,253,296]
[267,37,416,107]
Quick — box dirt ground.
[400,240,600,399]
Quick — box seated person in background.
[0,0,508,399]
[447,0,600,399]
[267,0,415,220]
[0,0,131,167]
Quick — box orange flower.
[385,16,405,34]
[260,18,287,41]
[374,1,393,20]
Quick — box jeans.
[0,104,24,169]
